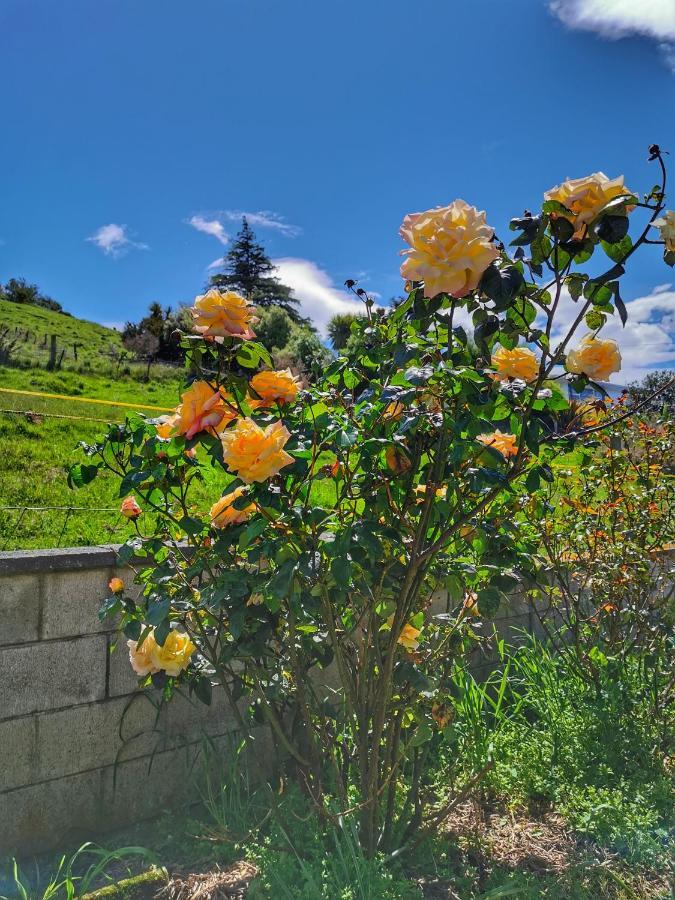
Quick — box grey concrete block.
[0,573,42,646]
[107,635,141,698]
[0,769,103,856]
[0,716,38,792]
[41,568,115,640]
[0,635,107,718]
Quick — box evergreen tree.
[210,218,306,322]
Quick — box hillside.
[0,299,125,372]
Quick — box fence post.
[47,335,57,371]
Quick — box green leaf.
[585,309,606,330]
[595,214,629,244]
[147,596,171,625]
[67,463,99,489]
[600,234,632,263]
[193,676,212,706]
[480,265,524,311]
[410,722,433,747]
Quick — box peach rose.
[191,289,258,339]
[120,496,142,519]
[477,430,518,458]
[432,702,453,728]
[150,629,196,677]
[248,369,301,409]
[398,622,421,651]
[491,346,539,383]
[566,335,621,382]
[209,486,256,529]
[109,577,125,594]
[463,592,480,617]
[128,631,159,676]
[220,417,294,483]
[161,381,237,441]
[651,210,675,252]
[400,200,499,299]
[385,445,412,474]
[544,172,633,238]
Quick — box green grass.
[0,366,230,551]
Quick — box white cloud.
[223,210,301,237]
[272,257,371,336]
[207,256,226,271]
[186,215,229,246]
[550,0,675,71]
[548,283,675,384]
[86,223,147,258]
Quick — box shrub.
[72,151,674,856]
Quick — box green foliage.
[0,276,63,313]
[627,368,675,413]
[327,312,366,351]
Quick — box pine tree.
[210,218,305,322]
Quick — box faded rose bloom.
[108,577,125,594]
[191,289,257,339]
[385,445,412,474]
[491,346,539,383]
[128,631,159,676]
[248,369,301,409]
[400,200,499,299]
[566,335,621,382]
[220,418,294,483]
[651,210,675,251]
[209,486,256,529]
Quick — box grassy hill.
[0,302,230,550]
[0,299,126,372]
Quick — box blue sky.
[1,0,674,381]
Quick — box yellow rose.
[544,172,633,238]
[414,484,447,500]
[128,631,159,676]
[161,381,237,441]
[248,368,301,409]
[477,430,518,458]
[210,486,256,528]
[400,200,499,299]
[109,577,125,594]
[385,445,412,474]
[150,629,196,677]
[247,592,264,606]
[191,289,258,339]
[566,334,621,382]
[651,210,675,251]
[220,417,294,483]
[387,615,421,651]
[491,346,539,382]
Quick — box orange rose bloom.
[491,346,539,382]
[220,417,294,483]
[209,486,256,529]
[477,430,518,458]
[544,172,633,238]
[109,577,125,594]
[400,200,499,299]
[191,289,258,339]
[383,401,405,421]
[248,369,301,409]
[385,445,412,474]
[120,495,142,519]
[397,622,421,651]
[566,335,621,382]
[160,381,237,441]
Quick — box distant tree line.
[0,277,67,314]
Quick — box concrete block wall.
[0,547,237,856]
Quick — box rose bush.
[72,147,673,856]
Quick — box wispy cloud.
[207,256,226,271]
[550,0,675,71]
[223,210,301,237]
[86,223,148,258]
[186,215,230,246]
[272,258,372,336]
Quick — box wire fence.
[0,386,165,551]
